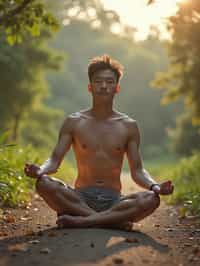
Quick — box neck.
[91,99,114,119]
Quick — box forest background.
[0,0,200,217]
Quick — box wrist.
[149,183,160,191]
[37,169,44,178]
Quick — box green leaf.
[30,23,40,36]
[6,35,15,46]
[0,131,10,144]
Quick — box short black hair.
[88,54,123,82]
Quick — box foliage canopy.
[153,0,200,124]
[0,0,59,45]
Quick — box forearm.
[38,158,59,175]
[132,168,157,190]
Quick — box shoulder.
[112,111,139,132]
[120,115,140,142]
[110,111,131,122]
[61,110,91,128]
[119,113,138,130]
[64,110,89,122]
[60,112,83,133]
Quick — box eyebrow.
[94,77,115,80]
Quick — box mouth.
[97,90,110,95]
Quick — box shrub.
[0,133,75,207]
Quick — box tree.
[0,0,59,44]
[168,112,200,156]
[0,0,122,45]
[0,32,62,143]
[152,0,200,124]
[20,105,63,148]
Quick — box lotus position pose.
[24,55,173,229]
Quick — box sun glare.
[101,0,190,39]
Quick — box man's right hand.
[151,180,174,195]
[24,163,42,179]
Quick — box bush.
[0,144,37,207]
[0,133,75,207]
[168,113,200,156]
[149,152,200,216]
[168,152,200,216]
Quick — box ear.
[115,85,120,93]
[88,84,92,92]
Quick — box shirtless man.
[24,55,174,229]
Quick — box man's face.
[90,69,119,98]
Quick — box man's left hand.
[152,180,174,195]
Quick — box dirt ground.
[0,174,200,266]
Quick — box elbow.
[130,170,139,183]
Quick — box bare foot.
[56,215,133,231]
[118,221,133,231]
[56,215,86,228]
[105,221,133,231]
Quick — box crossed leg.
[57,191,160,228]
[36,175,96,216]
[36,175,160,229]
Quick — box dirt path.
[0,174,200,266]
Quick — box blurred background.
[0,0,200,215]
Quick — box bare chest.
[73,119,128,154]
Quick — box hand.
[151,180,174,195]
[24,163,41,179]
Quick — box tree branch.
[0,0,34,25]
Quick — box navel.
[82,144,87,149]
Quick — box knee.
[111,199,134,211]
[35,176,50,195]
[139,191,160,210]
[150,191,160,209]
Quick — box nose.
[101,81,107,88]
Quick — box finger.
[29,165,37,172]
[160,186,170,194]
[30,164,38,171]
[163,185,174,195]
[24,166,29,172]
[164,180,171,186]
[164,181,172,189]
[167,181,172,187]
[165,183,171,189]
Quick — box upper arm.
[126,120,143,174]
[51,116,74,165]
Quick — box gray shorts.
[75,186,123,212]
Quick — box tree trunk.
[11,112,21,142]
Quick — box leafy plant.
[149,152,200,216]
[0,132,75,207]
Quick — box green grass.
[0,144,37,207]
[145,153,179,180]
[0,142,75,208]
[147,153,200,217]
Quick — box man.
[24,55,174,229]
